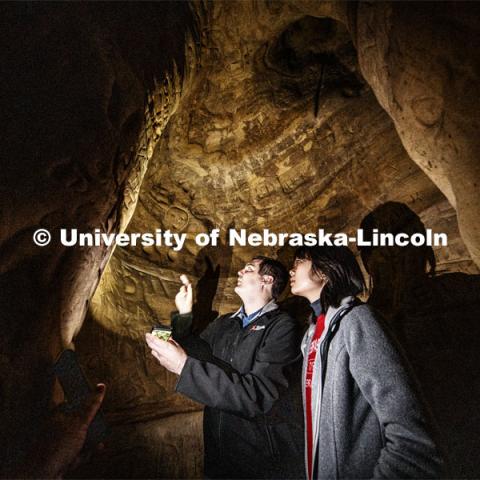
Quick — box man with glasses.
[146,256,303,479]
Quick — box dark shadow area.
[0,2,197,475]
[191,222,235,334]
[70,309,203,479]
[173,224,235,365]
[192,223,234,334]
[359,201,480,478]
[255,15,365,112]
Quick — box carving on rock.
[150,185,172,210]
[164,205,190,231]
[278,159,316,194]
[354,1,480,265]
[410,95,444,128]
[119,63,190,234]
[3,2,480,478]
[255,177,280,200]
[191,202,211,218]
[0,2,201,474]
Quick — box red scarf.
[305,313,326,480]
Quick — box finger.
[146,333,167,350]
[80,383,106,426]
[180,274,191,287]
[152,350,177,373]
[168,338,180,347]
[150,339,177,361]
[145,334,155,348]
[145,332,161,346]
[151,349,164,364]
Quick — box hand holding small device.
[151,325,172,342]
[146,331,187,375]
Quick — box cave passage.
[1,2,480,478]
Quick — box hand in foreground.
[25,383,106,479]
[146,334,188,375]
[175,274,193,314]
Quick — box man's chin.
[290,286,299,296]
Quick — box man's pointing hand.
[175,274,193,314]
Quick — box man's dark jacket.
[172,305,304,479]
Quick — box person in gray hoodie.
[289,245,445,480]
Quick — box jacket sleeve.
[175,315,301,418]
[171,312,225,364]
[171,311,218,344]
[344,305,445,479]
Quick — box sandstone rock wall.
[1,1,479,477]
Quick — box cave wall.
[1,1,480,477]
[77,3,478,477]
[0,1,197,471]
[353,1,480,267]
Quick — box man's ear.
[261,275,274,285]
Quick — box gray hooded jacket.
[301,297,445,479]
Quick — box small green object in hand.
[151,326,172,341]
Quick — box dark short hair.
[252,256,289,300]
[294,245,365,311]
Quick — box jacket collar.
[306,295,356,331]
[231,299,278,326]
[324,295,356,325]
[301,295,357,358]
[232,298,278,318]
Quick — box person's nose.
[289,267,295,277]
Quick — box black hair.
[294,245,365,311]
[252,255,289,300]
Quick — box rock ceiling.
[1,1,479,478]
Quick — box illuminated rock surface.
[1,2,479,477]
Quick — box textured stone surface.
[0,2,197,472]
[1,1,480,478]
[81,4,478,476]
[354,1,480,266]
[71,411,204,479]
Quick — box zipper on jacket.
[303,300,359,479]
[320,302,358,385]
[218,410,223,458]
[264,416,276,457]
